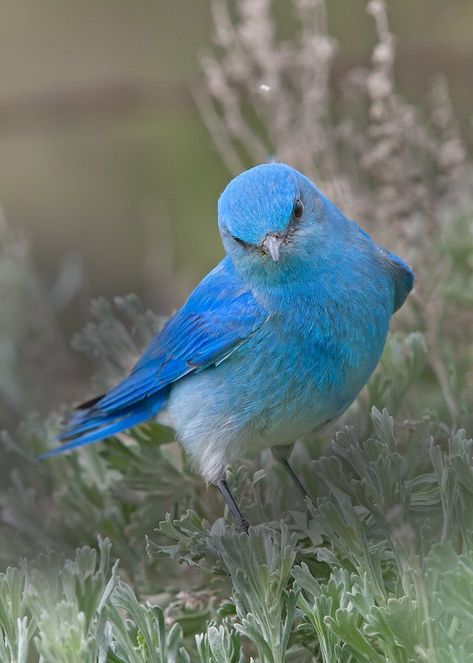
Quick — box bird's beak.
[261,234,282,262]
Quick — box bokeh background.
[2,0,472,441]
[1,0,472,326]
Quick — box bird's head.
[218,163,339,284]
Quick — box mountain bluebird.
[42,163,414,531]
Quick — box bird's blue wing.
[41,257,268,457]
[98,256,268,412]
[379,249,415,312]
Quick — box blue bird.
[41,163,414,531]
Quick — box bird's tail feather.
[39,391,168,460]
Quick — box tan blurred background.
[1,0,472,338]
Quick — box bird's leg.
[216,477,250,534]
[271,445,310,501]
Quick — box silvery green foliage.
[0,565,32,663]
[368,332,427,415]
[107,582,190,663]
[29,538,117,663]
[196,620,244,663]
[4,404,473,660]
[0,537,116,663]
[289,412,473,661]
[71,294,165,391]
[0,220,76,429]
[0,536,199,662]
[148,407,473,661]
[152,521,299,662]
[2,289,473,661]
[217,524,298,663]
[0,298,466,661]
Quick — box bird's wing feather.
[378,248,415,312]
[95,256,268,414]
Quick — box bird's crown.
[218,163,302,246]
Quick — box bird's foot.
[234,517,250,534]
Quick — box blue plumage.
[42,163,414,497]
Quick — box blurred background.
[1,0,472,318]
[0,0,472,431]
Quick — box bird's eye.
[293,198,304,220]
[232,235,250,249]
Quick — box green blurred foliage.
[0,288,471,660]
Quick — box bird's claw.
[234,517,250,534]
